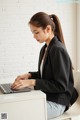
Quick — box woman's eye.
[35,32,39,34]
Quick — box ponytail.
[50,14,65,46]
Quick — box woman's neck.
[46,33,54,46]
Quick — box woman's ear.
[46,25,51,33]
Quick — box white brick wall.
[0,0,77,80]
[77,4,80,71]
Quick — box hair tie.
[51,17,53,21]
[49,15,54,21]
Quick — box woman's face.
[30,24,50,44]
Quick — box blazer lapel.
[38,44,47,70]
[39,36,58,77]
[42,47,48,75]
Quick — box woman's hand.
[15,73,32,81]
[11,79,36,90]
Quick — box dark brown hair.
[29,12,65,45]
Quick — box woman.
[11,12,78,119]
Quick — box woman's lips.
[36,39,40,41]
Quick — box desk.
[0,78,47,120]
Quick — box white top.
[40,47,47,78]
[40,59,44,78]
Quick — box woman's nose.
[33,34,36,39]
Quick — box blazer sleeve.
[29,71,40,79]
[34,47,72,93]
[49,48,71,91]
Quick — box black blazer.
[29,36,78,108]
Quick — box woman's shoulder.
[49,38,66,53]
[49,37,70,58]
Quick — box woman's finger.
[15,76,21,81]
[11,81,21,89]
